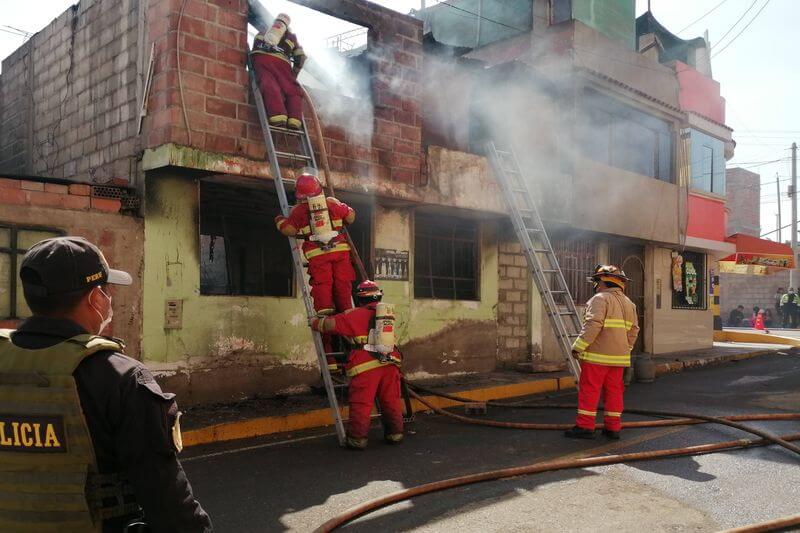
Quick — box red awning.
[719,233,795,275]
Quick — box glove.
[274,214,287,226]
[327,197,341,205]
[571,350,581,360]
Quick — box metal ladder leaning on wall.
[484,141,582,381]
[248,64,348,446]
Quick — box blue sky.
[1,0,795,239]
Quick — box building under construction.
[0,0,739,405]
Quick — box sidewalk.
[181,342,788,448]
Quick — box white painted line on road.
[182,432,334,462]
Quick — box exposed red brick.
[402,99,421,114]
[90,198,122,213]
[206,97,237,118]
[376,119,402,138]
[394,109,416,126]
[179,15,207,38]
[369,164,391,181]
[61,194,91,210]
[376,91,402,110]
[206,60,239,80]
[68,184,92,196]
[373,134,394,151]
[181,34,215,59]
[218,9,245,29]
[236,103,258,123]
[0,178,21,189]
[217,46,246,65]
[178,52,206,75]
[400,125,422,142]
[392,169,415,183]
[394,138,418,154]
[215,80,245,101]
[183,0,217,22]
[182,72,216,95]
[44,183,69,195]
[0,188,27,205]
[393,50,417,68]
[214,118,246,138]
[20,181,44,191]
[209,0,242,10]
[209,24,244,48]
[205,134,237,153]
[28,191,62,208]
[329,140,348,158]
[373,106,394,121]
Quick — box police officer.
[0,237,212,532]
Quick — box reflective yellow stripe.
[331,220,344,229]
[572,338,589,351]
[297,226,312,236]
[346,358,400,378]
[304,242,350,259]
[603,411,622,417]
[351,336,369,344]
[328,363,339,371]
[577,409,596,416]
[579,351,631,366]
[603,319,634,329]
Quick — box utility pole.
[777,173,782,243]
[792,142,798,287]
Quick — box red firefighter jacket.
[276,198,354,260]
[315,302,402,377]
[251,29,305,67]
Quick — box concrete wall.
[726,167,760,237]
[0,176,143,356]
[648,246,712,353]
[0,0,141,182]
[142,173,501,404]
[719,271,787,325]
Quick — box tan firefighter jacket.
[571,287,640,367]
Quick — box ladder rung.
[527,228,543,233]
[275,150,312,161]
[558,311,576,316]
[541,269,558,273]
[512,188,527,194]
[550,291,566,294]
[269,125,304,135]
[495,150,511,156]
[532,248,552,254]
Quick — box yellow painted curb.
[183,376,568,447]
[715,330,800,346]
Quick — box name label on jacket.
[0,414,66,453]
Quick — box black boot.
[602,429,621,440]
[564,426,596,439]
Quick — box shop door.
[611,245,646,354]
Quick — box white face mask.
[91,287,113,334]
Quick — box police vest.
[0,330,140,532]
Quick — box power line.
[677,0,731,34]
[438,1,527,33]
[711,0,759,48]
[712,0,771,58]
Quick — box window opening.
[0,224,64,319]
[414,214,479,300]
[200,181,293,297]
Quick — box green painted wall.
[573,0,635,50]
[142,175,310,364]
[142,176,499,367]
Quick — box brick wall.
[725,167,760,237]
[497,233,530,364]
[0,176,143,356]
[0,0,141,182]
[144,0,424,184]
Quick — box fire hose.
[312,382,800,531]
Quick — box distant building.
[726,167,761,237]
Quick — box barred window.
[552,236,597,305]
[0,225,64,319]
[672,251,706,310]
[414,215,479,300]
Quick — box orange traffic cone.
[754,311,768,333]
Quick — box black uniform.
[10,316,212,533]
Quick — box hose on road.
[313,431,800,532]
[406,384,800,456]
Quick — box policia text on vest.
[0,414,64,451]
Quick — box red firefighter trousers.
[347,364,404,439]
[575,361,625,431]
[308,250,355,314]
[252,54,303,123]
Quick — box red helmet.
[355,280,383,302]
[295,167,322,200]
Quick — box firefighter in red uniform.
[275,167,356,368]
[566,265,640,440]
[250,13,306,130]
[311,281,404,450]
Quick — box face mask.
[91,287,113,334]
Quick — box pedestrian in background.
[728,305,744,327]
[775,287,784,325]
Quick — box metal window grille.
[551,237,596,305]
[414,215,479,301]
[0,224,64,319]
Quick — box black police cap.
[20,236,132,297]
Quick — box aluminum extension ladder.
[248,65,348,446]
[484,141,582,380]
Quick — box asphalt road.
[182,353,800,532]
